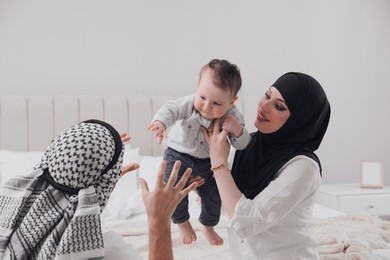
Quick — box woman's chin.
[254,121,270,134]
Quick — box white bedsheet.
[103,212,230,260]
[102,202,390,260]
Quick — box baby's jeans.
[163,147,221,227]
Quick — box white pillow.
[137,155,163,190]
[0,150,44,185]
[101,187,145,223]
[115,145,140,190]
[101,155,163,223]
[100,145,142,222]
[101,155,162,222]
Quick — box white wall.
[1,0,389,185]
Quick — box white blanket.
[314,214,390,260]
[102,214,230,259]
[102,213,390,260]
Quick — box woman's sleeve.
[228,156,321,238]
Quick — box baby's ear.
[229,96,239,107]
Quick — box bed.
[1,95,390,259]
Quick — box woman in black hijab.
[202,72,330,259]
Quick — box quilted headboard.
[0,95,260,156]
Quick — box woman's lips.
[257,111,269,122]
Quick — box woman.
[202,72,331,259]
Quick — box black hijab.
[231,72,331,199]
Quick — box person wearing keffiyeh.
[0,119,124,260]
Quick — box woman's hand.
[201,118,230,169]
[202,119,242,219]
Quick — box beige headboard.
[0,95,260,156]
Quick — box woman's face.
[254,87,291,134]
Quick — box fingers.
[154,129,165,139]
[120,133,131,143]
[174,167,193,191]
[171,167,196,199]
[165,160,181,188]
[164,161,195,195]
[200,126,210,144]
[213,118,221,133]
[181,182,198,197]
[121,163,140,175]
[148,124,166,144]
[155,160,168,188]
[147,124,162,134]
[220,128,229,140]
[120,133,127,138]
[147,124,158,132]
[187,175,202,184]
[139,177,150,196]
[222,114,233,122]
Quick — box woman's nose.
[260,100,271,113]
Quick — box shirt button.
[200,141,204,145]
[232,138,237,142]
[188,125,192,129]
[241,240,244,244]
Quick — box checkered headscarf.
[0,119,124,260]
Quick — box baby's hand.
[147,121,167,144]
[222,115,243,138]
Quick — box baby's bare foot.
[201,225,224,246]
[178,221,197,244]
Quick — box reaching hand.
[147,121,167,144]
[121,163,140,176]
[139,160,197,221]
[120,132,131,143]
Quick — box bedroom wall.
[0,0,389,185]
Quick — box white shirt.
[152,94,251,159]
[227,155,321,260]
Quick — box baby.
[148,59,250,245]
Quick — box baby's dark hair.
[199,59,242,96]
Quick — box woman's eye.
[275,104,286,111]
[201,96,206,100]
[265,92,270,99]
